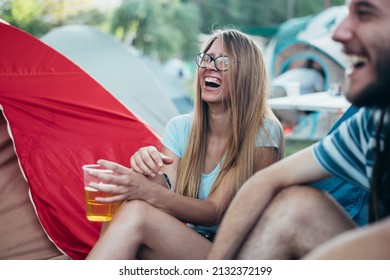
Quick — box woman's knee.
[110,200,154,232]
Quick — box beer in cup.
[82,164,120,222]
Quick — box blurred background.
[0,0,348,155]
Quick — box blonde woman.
[86,29,284,259]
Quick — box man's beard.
[350,52,390,108]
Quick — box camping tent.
[0,21,160,259]
[41,24,181,134]
[265,6,351,140]
[267,5,348,89]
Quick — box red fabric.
[0,22,161,259]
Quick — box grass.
[284,139,316,157]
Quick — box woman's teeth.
[205,77,221,88]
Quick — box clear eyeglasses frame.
[196,53,229,71]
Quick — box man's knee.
[238,186,355,259]
[267,186,353,227]
[236,186,321,259]
[265,186,328,221]
[273,185,329,208]
[241,187,324,245]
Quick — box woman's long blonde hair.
[175,29,280,209]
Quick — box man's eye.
[357,11,370,18]
[356,8,375,20]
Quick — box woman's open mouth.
[205,77,221,89]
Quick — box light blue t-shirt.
[161,113,282,236]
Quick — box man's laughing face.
[332,0,390,107]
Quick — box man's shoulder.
[351,106,382,128]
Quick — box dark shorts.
[187,223,215,242]
[197,231,215,242]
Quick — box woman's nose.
[205,60,217,71]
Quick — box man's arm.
[208,147,330,259]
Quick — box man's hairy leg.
[236,186,356,259]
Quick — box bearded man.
[208,0,390,260]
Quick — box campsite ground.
[284,139,316,157]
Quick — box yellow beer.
[85,186,120,222]
[82,164,121,222]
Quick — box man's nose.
[332,17,353,44]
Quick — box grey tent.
[41,24,181,134]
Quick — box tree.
[110,0,200,61]
[0,0,52,36]
[295,0,345,18]
[193,0,345,36]
[0,0,107,36]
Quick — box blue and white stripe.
[312,107,387,190]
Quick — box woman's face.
[198,37,230,106]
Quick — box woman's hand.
[88,159,158,203]
[130,146,174,177]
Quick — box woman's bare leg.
[87,200,212,260]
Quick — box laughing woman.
[86,29,284,260]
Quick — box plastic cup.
[82,164,120,222]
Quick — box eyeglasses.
[196,53,229,71]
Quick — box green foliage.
[0,0,52,36]
[295,0,345,17]
[169,2,201,61]
[0,0,107,36]
[65,8,107,26]
[285,139,315,157]
[194,0,278,33]
[110,0,200,61]
[195,0,346,36]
